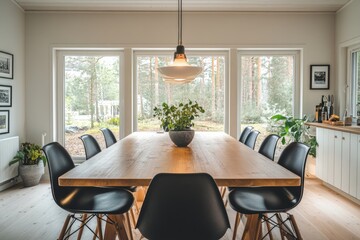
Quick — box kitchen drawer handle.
[342,137,345,140]
[334,135,338,138]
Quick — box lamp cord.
[178,0,182,45]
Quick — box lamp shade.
[158,55,202,84]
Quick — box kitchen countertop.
[306,122,360,134]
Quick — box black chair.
[224,134,280,205]
[258,134,280,161]
[100,128,117,148]
[244,130,260,149]
[42,142,134,240]
[228,142,310,240]
[80,133,139,225]
[136,173,230,240]
[239,126,253,143]
[79,134,102,160]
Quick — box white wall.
[25,11,335,141]
[0,0,25,141]
[335,0,360,117]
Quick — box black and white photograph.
[0,51,14,79]
[0,110,9,134]
[310,65,330,89]
[0,85,12,107]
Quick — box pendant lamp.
[157,0,203,84]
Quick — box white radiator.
[0,136,19,185]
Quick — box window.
[55,50,124,160]
[134,50,228,132]
[238,50,300,146]
[350,46,360,118]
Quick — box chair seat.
[59,187,134,214]
[228,187,298,215]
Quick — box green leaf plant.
[9,142,47,166]
[153,100,205,131]
[270,114,318,157]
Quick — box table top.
[59,131,300,187]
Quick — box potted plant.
[153,100,205,147]
[9,142,47,187]
[270,114,318,157]
[270,114,318,177]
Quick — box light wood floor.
[0,178,360,240]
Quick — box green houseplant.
[270,114,318,157]
[153,100,205,147]
[9,142,47,187]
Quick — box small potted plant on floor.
[153,100,205,147]
[9,142,47,187]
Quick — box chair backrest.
[239,126,253,143]
[258,134,280,160]
[136,173,230,240]
[277,142,310,206]
[100,128,117,148]
[79,134,101,160]
[42,142,75,208]
[244,130,260,149]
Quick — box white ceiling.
[13,0,351,12]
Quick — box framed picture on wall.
[0,51,14,79]
[0,85,12,107]
[0,110,9,134]
[310,65,330,90]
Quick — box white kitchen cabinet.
[315,126,359,200]
[315,127,324,180]
[350,134,359,198]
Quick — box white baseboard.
[323,181,360,206]
[0,177,20,192]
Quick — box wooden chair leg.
[77,214,87,240]
[97,215,104,240]
[232,212,241,240]
[264,213,274,240]
[58,214,72,240]
[289,213,303,240]
[126,212,134,240]
[130,208,137,227]
[133,194,140,214]
[254,215,262,240]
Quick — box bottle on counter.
[321,96,328,122]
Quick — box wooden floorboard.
[0,178,360,240]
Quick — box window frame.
[132,48,230,133]
[348,44,360,118]
[237,49,301,138]
[53,49,125,161]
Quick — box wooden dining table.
[59,131,300,240]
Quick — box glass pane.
[136,54,225,131]
[64,56,120,157]
[240,55,295,152]
[356,51,360,117]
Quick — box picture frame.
[0,51,14,79]
[310,65,330,90]
[0,85,12,107]
[0,110,9,134]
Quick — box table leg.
[104,214,130,240]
